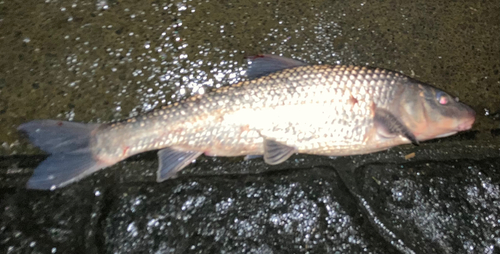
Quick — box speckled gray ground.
[1,0,500,253]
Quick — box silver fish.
[18,55,476,190]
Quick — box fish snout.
[456,107,476,131]
[456,117,474,131]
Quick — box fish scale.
[255,66,399,153]
[93,65,403,159]
[18,54,475,190]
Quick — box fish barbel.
[18,55,475,190]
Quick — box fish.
[18,55,476,190]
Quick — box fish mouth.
[431,108,475,139]
[456,108,476,131]
[456,119,474,131]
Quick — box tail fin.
[18,120,106,190]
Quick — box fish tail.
[18,120,107,190]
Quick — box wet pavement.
[1,0,500,253]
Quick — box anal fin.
[157,148,202,182]
[263,139,296,165]
[374,108,419,145]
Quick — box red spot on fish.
[122,146,130,157]
[240,125,250,132]
[370,102,377,117]
[57,121,63,126]
[349,95,358,106]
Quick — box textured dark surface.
[3,141,500,253]
[1,0,500,253]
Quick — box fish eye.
[436,91,449,105]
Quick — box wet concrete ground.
[1,0,500,253]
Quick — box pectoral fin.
[263,139,296,165]
[374,108,419,145]
[157,148,202,182]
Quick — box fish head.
[399,82,476,141]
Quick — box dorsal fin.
[246,54,308,79]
